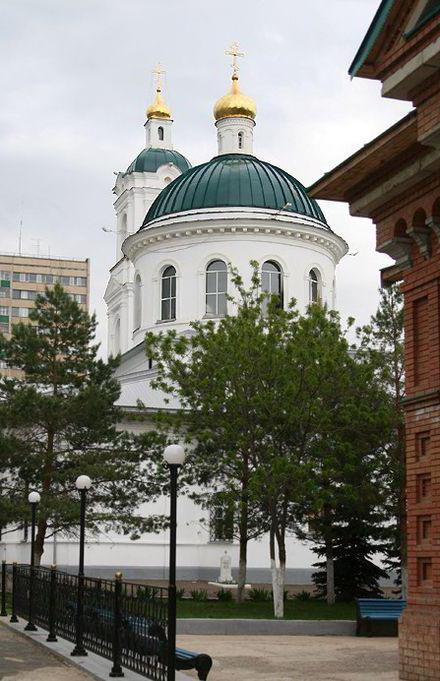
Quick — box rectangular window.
[417,515,432,544]
[417,557,433,586]
[417,432,431,460]
[209,500,234,543]
[0,323,9,333]
[0,271,11,280]
[12,290,38,300]
[0,290,9,298]
[0,306,9,316]
[12,307,30,318]
[417,473,431,502]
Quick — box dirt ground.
[177,635,399,681]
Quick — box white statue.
[219,550,233,583]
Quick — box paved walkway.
[0,623,92,681]
[177,635,399,681]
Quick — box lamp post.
[25,490,40,631]
[71,475,91,657]
[163,444,185,681]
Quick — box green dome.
[142,154,327,228]
[125,147,191,175]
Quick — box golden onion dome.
[146,87,172,120]
[213,75,256,121]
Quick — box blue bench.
[149,623,212,680]
[356,598,406,637]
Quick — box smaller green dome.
[125,148,191,175]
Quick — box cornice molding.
[122,209,348,264]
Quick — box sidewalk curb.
[177,618,356,635]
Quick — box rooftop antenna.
[32,238,43,257]
[18,217,23,255]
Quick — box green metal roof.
[349,0,395,77]
[142,154,327,228]
[125,148,191,175]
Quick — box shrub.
[137,585,160,601]
[247,588,271,602]
[176,588,185,600]
[217,588,233,602]
[190,588,209,601]
[294,590,312,601]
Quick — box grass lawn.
[177,599,356,620]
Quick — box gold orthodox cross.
[153,62,166,91]
[225,42,244,77]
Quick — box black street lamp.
[163,444,185,681]
[25,490,40,631]
[71,474,91,657]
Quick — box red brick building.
[309,2,440,678]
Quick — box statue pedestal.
[208,581,251,589]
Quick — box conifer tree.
[357,285,405,593]
[0,285,165,563]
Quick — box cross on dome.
[225,42,244,79]
[146,62,172,120]
[153,62,166,92]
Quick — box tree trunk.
[236,492,248,604]
[325,537,335,605]
[270,525,286,619]
[34,518,47,566]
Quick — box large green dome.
[142,154,327,227]
[125,147,191,175]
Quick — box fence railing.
[1,562,169,681]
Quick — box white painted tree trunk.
[271,559,286,619]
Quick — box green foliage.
[294,590,312,601]
[216,588,233,602]
[176,588,186,600]
[145,263,394,615]
[189,588,209,601]
[137,585,161,601]
[0,285,168,560]
[247,588,272,602]
[357,285,405,590]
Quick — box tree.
[357,285,405,594]
[145,264,393,615]
[145,267,280,603]
[0,285,166,563]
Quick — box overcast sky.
[0,0,411,353]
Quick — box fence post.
[47,565,58,642]
[109,571,124,678]
[1,561,7,616]
[9,563,18,623]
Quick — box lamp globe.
[163,444,185,466]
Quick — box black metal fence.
[1,562,169,681]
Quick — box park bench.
[356,598,406,637]
[77,605,212,680]
[149,623,213,680]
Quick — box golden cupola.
[213,73,256,121]
[146,85,172,120]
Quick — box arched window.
[158,126,164,141]
[206,260,227,317]
[238,131,244,149]
[262,261,283,310]
[309,269,320,304]
[161,266,176,321]
[134,273,142,330]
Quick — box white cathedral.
[3,53,348,581]
[100,52,348,582]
